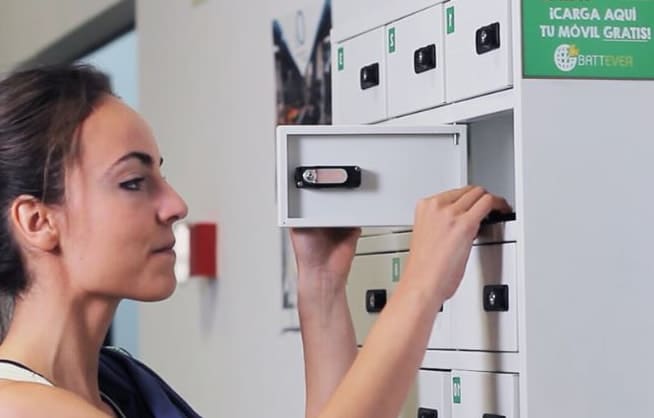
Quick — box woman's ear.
[10,195,59,252]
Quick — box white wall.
[0,1,317,415]
[137,1,314,416]
[0,0,121,70]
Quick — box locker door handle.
[476,22,501,54]
[360,63,380,89]
[483,285,509,312]
[295,166,362,188]
[481,211,516,225]
[418,407,438,418]
[365,289,387,313]
[483,414,506,418]
[414,44,437,74]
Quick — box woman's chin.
[134,274,177,302]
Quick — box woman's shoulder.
[0,380,111,417]
[99,346,202,418]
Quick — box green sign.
[388,27,397,53]
[392,257,401,282]
[337,47,344,71]
[446,6,455,34]
[523,0,654,79]
[452,376,462,404]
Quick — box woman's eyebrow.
[110,152,164,169]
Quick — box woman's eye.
[120,178,145,191]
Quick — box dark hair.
[0,64,113,340]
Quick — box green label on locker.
[388,27,396,53]
[446,6,455,34]
[453,376,462,404]
[392,257,401,282]
[337,47,344,71]
[522,0,654,79]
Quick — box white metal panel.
[520,79,654,417]
[451,243,518,352]
[444,0,512,103]
[451,371,519,418]
[386,4,446,118]
[421,351,520,374]
[402,370,452,418]
[277,125,467,227]
[346,251,452,349]
[381,89,515,126]
[332,0,445,43]
[332,27,387,124]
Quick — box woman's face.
[56,95,188,301]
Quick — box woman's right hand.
[404,186,512,302]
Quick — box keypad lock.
[360,63,380,90]
[476,22,501,54]
[365,289,387,313]
[483,285,509,312]
[414,44,436,74]
[417,408,438,418]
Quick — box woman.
[0,64,509,417]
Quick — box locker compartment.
[386,4,446,118]
[402,369,452,418]
[277,125,467,227]
[451,371,519,418]
[467,112,516,210]
[332,27,387,124]
[451,243,518,352]
[346,251,452,349]
[444,0,513,103]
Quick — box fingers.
[465,193,512,224]
[426,185,476,206]
[451,186,487,214]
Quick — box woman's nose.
[159,182,189,224]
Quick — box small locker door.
[444,0,513,103]
[277,125,467,227]
[451,243,518,352]
[451,371,519,418]
[386,4,446,118]
[402,369,452,418]
[347,250,452,349]
[332,27,387,124]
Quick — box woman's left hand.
[290,228,361,291]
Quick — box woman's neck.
[0,276,118,412]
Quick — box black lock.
[294,166,362,189]
[483,414,506,418]
[365,289,387,313]
[418,407,438,418]
[483,285,509,312]
[414,44,436,74]
[360,63,380,90]
[476,22,501,54]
